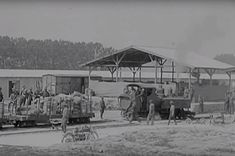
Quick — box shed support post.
[172,61,174,82]
[157,58,167,84]
[189,68,192,91]
[204,69,216,86]
[88,66,92,89]
[113,53,126,83]
[227,72,232,91]
[88,66,93,105]
[155,59,158,84]
[139,67,142,82]
[129,67,140,82]
[115,63,119,82]
[188,68,192,100]
[107,66,116,81]
[148,54,157,84]
[119,67,122,79]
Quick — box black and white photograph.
[0,0,235,155]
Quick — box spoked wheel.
[86,130,99,141]
[61,132,75,143]
[13,121,19,128]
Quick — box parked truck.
[119,83,195,120]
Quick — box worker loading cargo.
[2,84,95,128]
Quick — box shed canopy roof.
[82,45,233,70]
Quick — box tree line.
[0,36,115,69]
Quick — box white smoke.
[175,15,225,75]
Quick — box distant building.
[0,69,100,99]
[0,69,233,100]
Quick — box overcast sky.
[0,0,235,57]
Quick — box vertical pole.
[160,64,163,84]
[189,68,192,99]
[88,66,92,106]
[116,63,119,82]
[172,61,174,82]
[210,74,213,86]
[133,71,136,82]
[228,72,232,91]
[119,67,122,79]
[88,66,91,89]
[139,67,142,82]
[155,59,157,84]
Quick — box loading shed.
[42,74,102,95]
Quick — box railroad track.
[0,120,138,136]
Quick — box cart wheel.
[61,132,75,143]
[13,122,18,128]
[86,118,90,123]
[18,121,23,128]
[30,121,36,127]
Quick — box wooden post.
[139,67,142,82]
[155,59,158,84]
[148,54,157,84]
[119,67,122,79]
[204,69,216,86]
[129,67,140,82]
[115,63,119,82]
[227,72,232,91]
[157,58,167,84]
[113,53,126,83]
[172,61,174,82]
[107,66,116,81]
[188,68,192,99]
[88,66,92,89]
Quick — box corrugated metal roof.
[81,45,233,70]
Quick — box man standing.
[168,101,177,125]
[100,97,106,119]
[147,100,155,125]
[61,102,69,133]
[0,87,3,102]
[42,88,50,98]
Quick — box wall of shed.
[42,75,94,95]
[0,77,42,99]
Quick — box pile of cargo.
[13,91,90,116]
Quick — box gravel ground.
[1,111,235,156]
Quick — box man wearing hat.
[168,100,177,125]
[0,87,3,102]
[147,100,155,125]
[100,97,106,119]
[61,101,69,133]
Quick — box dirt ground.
[1,111,235,156]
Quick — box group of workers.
[147,99,177,126]
[224,90,235,114]
[122,85,178,125]
[7,86,51,114]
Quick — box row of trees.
[0,36,115,69]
